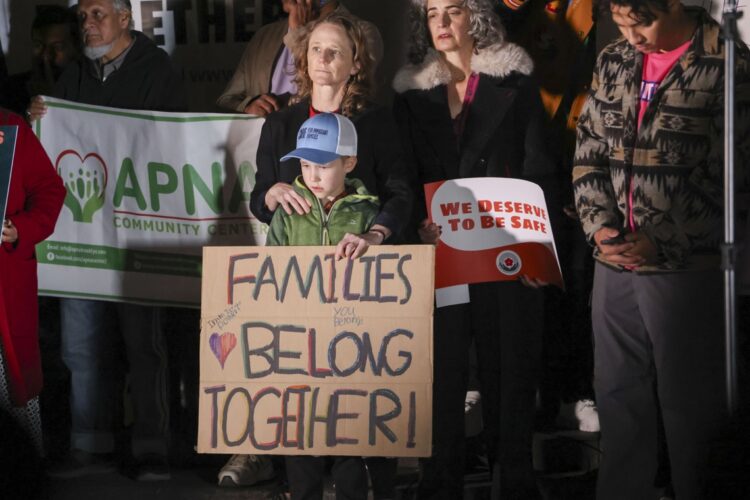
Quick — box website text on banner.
[34,97,266,307]
[198,245,434,457]
[425,178,563,289]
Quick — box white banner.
[35,96,267,307]
[425,178,563,290]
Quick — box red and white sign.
[425,178,563,289]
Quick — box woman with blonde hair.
[245,11,411,499]
[251,11,411,258]
[393,0,556,498]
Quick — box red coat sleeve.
[2,115,66,258]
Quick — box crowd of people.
[0,0,748,499]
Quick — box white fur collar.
[393,43,533,93]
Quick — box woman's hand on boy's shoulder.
[265,182,311,215]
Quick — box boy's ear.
[343,156,357,173]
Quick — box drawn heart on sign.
[209,332,237,369]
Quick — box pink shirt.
[637,40,691,127]
[453,72,480,142]
[629,40,692,236]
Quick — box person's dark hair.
[597,0,671,24]
[32,5,79,42]
[289,11,376,117]
[406,0,506,65]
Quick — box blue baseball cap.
[280,113,357,165]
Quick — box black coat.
[392,46,556,496]
[54,31,187,112]
[250,99,413,238]
[392,44,557,241]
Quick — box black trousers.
[592,264,726,500]
[418,281,544,500]
[286,455,368,500]
[540,217,595,412]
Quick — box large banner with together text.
[35,97,266,307]
[198,246,434,456]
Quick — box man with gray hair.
[45,0,185,109]
[33,0,186,481]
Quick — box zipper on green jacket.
[316,194,365,246]
[312,196,330,245]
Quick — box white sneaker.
[557,399,601,432]
[465,390,481,414]
[217,454,274,487]
[574,399,600,432]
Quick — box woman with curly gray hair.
[393,0,556,498]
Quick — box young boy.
[266,112,379,252]
[268,111,377,499]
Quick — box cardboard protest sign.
[35,97,266,307]
[425,178,563,289]
[0,125,17,222]
[198,245,434,457]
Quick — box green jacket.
[572,7,750,271]
[266,176,380,246]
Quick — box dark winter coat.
[392,42,557,240]
[54,31,187,112]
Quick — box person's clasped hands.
[594,226,658,268]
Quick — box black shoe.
[47,450,116,479]
[134,453,170,481]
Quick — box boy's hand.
[335,233,370,260]
[334,226,390,260]
[265,182,312,215]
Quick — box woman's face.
[307,22,359,88]
[426,0,473,54]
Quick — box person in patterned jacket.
[572,0,750,498]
